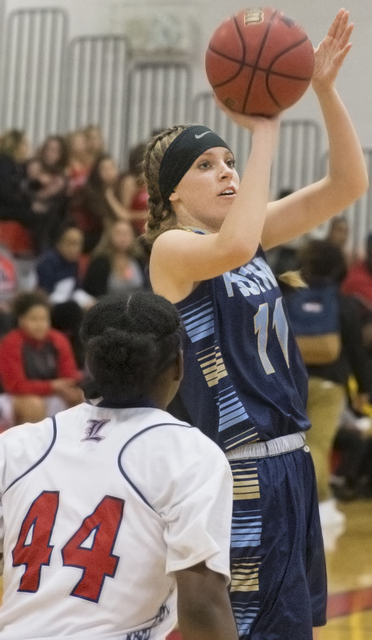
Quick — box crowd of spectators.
[272,214,372,525]
[0,125,150,429]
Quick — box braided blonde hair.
[143,125,188,245]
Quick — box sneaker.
[322,521,345,553]
[318,498,346,527]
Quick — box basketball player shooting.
[146,9,367,640]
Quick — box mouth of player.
[218,187,236,197]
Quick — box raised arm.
[261,9,369,251]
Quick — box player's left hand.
[312,9,353,91]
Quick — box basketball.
[205,7,315,117]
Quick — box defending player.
[0,291,238,640]
[144,10,368,640]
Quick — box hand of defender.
[312,9,353,91]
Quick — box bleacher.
[0,5,371,259]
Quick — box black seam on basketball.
[208,15,312,110]
[208,47,312,88]
[264,78,282,109]
[267,36,312,73]
[242,9,278,114]
[264,36,313,108]
[263,37,310,109]
[233,14,247,67]
[207,17,246,91]
[210,61,312,90]
[266,70,312,81]
[208,46,246,88]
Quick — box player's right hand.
[214,95,281,134]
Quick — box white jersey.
[0,402,233,640]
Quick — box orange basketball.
[205,7,315,117]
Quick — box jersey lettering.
[62,495,124,602]
[223,257,278,298]
[12,494,124,603]
[254,297,290,374]
[81,419,110,442]
[12,491,59,592]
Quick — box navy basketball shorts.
[229,446,327,640]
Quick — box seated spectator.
[36,224,95,367]
[65,130,92,194]
[326,215,349,250]
[0,129,45,252]
[0,291,83,425]
[70,153,130,253]
[331,406,372,500]
[36,135,69,236]
[22,156,68,250]
[341,231,372,353]
[38,134,69,175]
[326,215,355,265]
[0,240,18,337]
[284,239,372,528]
[83,219,147,298]
[117,142,149,236]
[84,124,106,164]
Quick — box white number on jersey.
[254,297,290,374]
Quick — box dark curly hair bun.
[81,291,183,400]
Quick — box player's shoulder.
[127,407,228,467]
[0,415,53,447]
[0,416,55,491]
[119,410,231,513]
[152,228,196,256]
[0,402,88,453]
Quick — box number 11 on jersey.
[254,297,290,374]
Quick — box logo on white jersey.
[81,419,110,443]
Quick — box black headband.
[158,125,231,201]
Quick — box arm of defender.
[175,562,238,640]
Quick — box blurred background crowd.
[0,125,150,426]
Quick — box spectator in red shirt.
[0,291,83,425]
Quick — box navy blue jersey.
[175,247,310,452]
